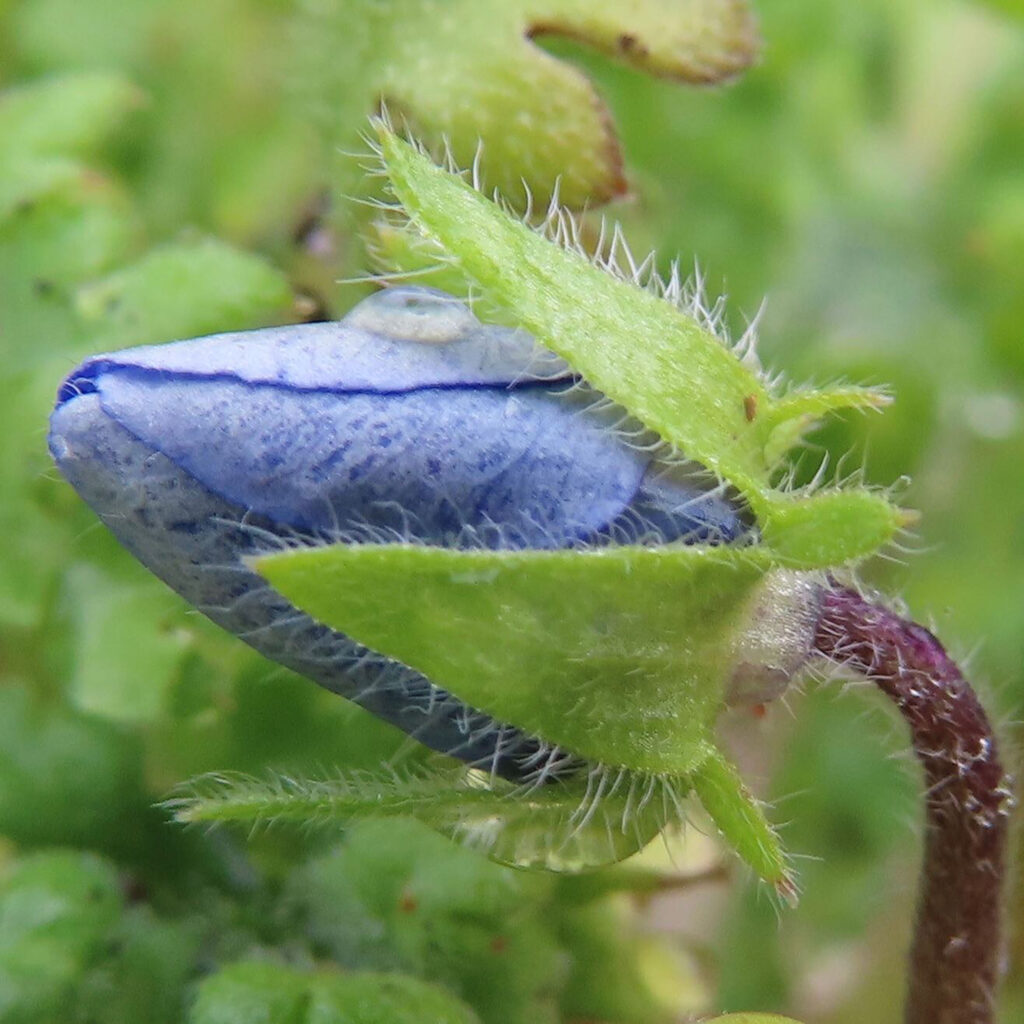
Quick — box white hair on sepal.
[495,759,702,859]
[527,198,764,369]
[361,121,775,382]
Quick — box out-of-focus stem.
[812,585,1013,1024]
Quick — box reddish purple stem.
[812,585,1013,1024]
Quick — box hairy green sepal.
[253,544,790,886]
[172,767,669,873]
[374,127,904,568]
[256,545,766,774]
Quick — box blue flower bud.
[49,287,751,779]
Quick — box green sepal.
[173,760,787,885]
[251,542,790,883]
[759,488,909,568]
[377,127,773,490]
[762,384,891,466]
[171,767,669,872]
[374,127,904,566]
[366,220,469,296]
[254,543,770,776]
[691,748,792,897]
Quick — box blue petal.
[86,369,650,543]
[58,288,570,403]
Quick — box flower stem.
[812,585,1012,1024]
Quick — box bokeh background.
[0,1,1021,1022]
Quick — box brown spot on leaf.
[617,33,649,58]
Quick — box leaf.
[75,907,197,1024]
[284,819,560,1024]
[0,175,140,373]
[0,76,143,623]
[558,898,709,1021]
[970,0,1024,15]
[188,951,484,1024]
[298,0,758,212]
[0,850,124,1021]
[0,71,142,218]
[0,850,121,957]
[310,972,480,1024]
[0,71,142,163]
[0,684,145,849]
[187,961,309,1024]
[75,236,297,349]
[702,1016,807,1023]
[62,563,191,723]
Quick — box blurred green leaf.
[0,173,140,372]
[0,684,145,849]
[0,71,141,160]
[75,236,296,349]
[972,0,1024,17]
[283,820,561,1024]
[0,850,121,1020]
[62,564,191,723]
[189,961,481,1024]
[0,71,141,218]
[0,849,121,955]
[73,906,198,1024]
[298,0,758,212]
[310,973,480,1024]
[188,960,309,1024]
[703,1016,807,1023]
[557,898,706,1022]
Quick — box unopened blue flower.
[49,287,751,779]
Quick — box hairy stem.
[812,585,1012,1024]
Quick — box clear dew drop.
[343,286,480,345]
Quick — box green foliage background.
[0,1,1021,1022]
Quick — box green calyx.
[256,545,769,777]
[249,124,906,887]
[253,542,799,888]
[372,126,907,569]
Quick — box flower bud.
[50,287,755,779]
